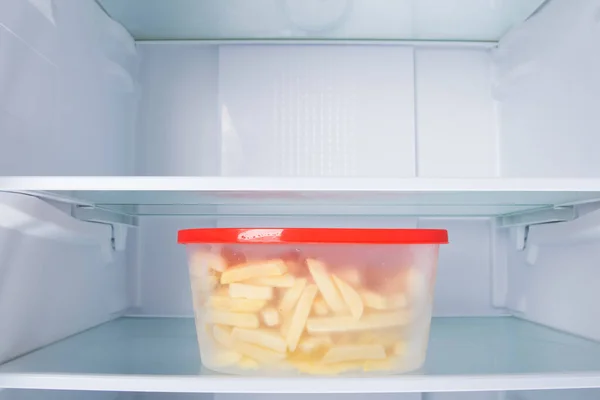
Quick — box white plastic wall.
[135,44,219,176]
[0,193,131,363]
[135,43,497,178]
[0,0,137,175]
[494,0,600,178]
[503,216,600,342]
[415,49,497,177]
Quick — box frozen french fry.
[337,268,362,287]
[238,356,259,370]
[205,310,260,329]
[322,344,386,364]
[332,274,364,320]
[260,307,280,327]
[280,314,291,337]
[208,295,267,312]
[312,296,329,316]
[293,360,362,375]
[229,283,273,300]
[363,357,399,372]
[213,325,234,348]
[230,339,287,363]
[210,348,242,367]
[306,259,346,313]
[249,274,295,288]
[220,259,287,284]
[357,329,401,346]
[360,290,407,310]
[279,277,307,315]
[285,284,319,351]
[298,335,333,353]
[232,327,287,353]
[306,311,409,334]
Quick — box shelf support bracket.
[72,206,138,252]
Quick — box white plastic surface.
[0,0,137,175]
[0,192,113,258]
[134,43,505,178]
[97,0,544,41]
[2,317,600,392]
[494,0,600,178]
[0,203,131,364]
[415,48,497,177]
[218,45,415,177]
[505,213,600,342]
[135,44,220,176]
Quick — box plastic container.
[177,228,448,375]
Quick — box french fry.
[229,283,273,300]
[360,290,407,310]
[322,344,386,364]
[293,360,362,375]
[363,357,399,372]
[249,274,295,288]
[306,311,409,334]
[212,325,234,348]
[220,259,287,284]
[238,356,259,370]
[279,278,307,315]
[298,335,333,353]
[260,307,280,327]
[205,310,260,329]
[280,316,291,337]
[232,327,287,353]
[208,295,267,312]
[357,329,402,346]
[285,284,319,351]
[230,339,287,363]
[210,348,242,367]
[332,274,364,320]
[312,296,329,316]
[306,259,346,313]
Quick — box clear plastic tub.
[178,228,448,375]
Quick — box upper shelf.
[1,316,600,393]
[1,177,600,218]
[97,0,546,42]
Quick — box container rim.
[177,228,448,245]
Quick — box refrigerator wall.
[0,0,137,176]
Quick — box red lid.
[178,228,448,245]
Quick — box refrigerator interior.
[1,0,600,398]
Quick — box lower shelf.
[1,317,600,393]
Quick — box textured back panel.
[219,45,416,177]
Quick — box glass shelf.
[97,0,546,42]
[2,177,600,218]
[1,317,600,393]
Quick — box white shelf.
[1,317,600,393]
[2,177,600,218]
